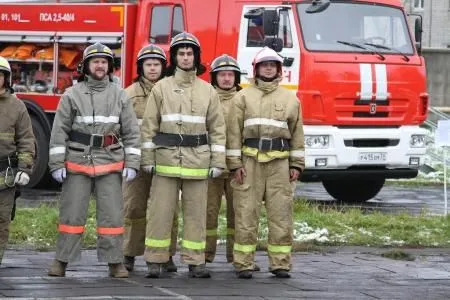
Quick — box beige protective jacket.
[49,76,141,177]
[0,90,35,189]
[125,78,154,127]
[141,68,226,179]
[226,79,305,171]
[215,87,237,177]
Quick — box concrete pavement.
[0,247,449,299]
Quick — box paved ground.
[5,184,448,299]
[0,247,449,299]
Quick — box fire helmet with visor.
[252,46,283,80]
[0,56,13,93]
[167,32,206,75]
[135,44,167,80]
[210,54,242,89]
[81,42,115,76]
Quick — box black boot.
[123,256,135,272]
[145,263,162,278]
[237,270,253,279]
[188,264,211,278]
[271,269,291,278]
[163,256,178,273]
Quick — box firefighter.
[122,44,179,273]
[227,47,305,279]
[205,54,241,264]
[47,43,141,278]
[0,56,35,265]
[141,32,226,278]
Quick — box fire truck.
[0,0,427,202]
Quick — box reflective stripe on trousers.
[233,156,293,272]
[144,175,207,265]
[55,173,124,263]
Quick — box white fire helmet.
[252,46,283,77]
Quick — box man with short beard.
[122,44,179,273]
[227,47,305,279]
[47,43,141,278]
[141,32,226,278]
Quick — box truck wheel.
[322,178,385,203]
[27,117,50,188]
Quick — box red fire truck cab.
[0,0,427,202]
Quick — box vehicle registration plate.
[358,152,387,162]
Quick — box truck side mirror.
[263,10,278,36]
[264,37,283,52]
[306,0,331,14]
[414,18,422,55]
[244,8,264,19]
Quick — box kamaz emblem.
[369,103,377,115]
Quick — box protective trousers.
[55,173,124,263]
[0,188,15,264]
[233,157,293,272]
[123,171,179,257]
[205,177,234,263]
[144,175,207,265]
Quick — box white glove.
[209,167,223,178]
[14,171,30,186]
[142,165,155,174]
[52,168,66,183]
[122,167,137,182]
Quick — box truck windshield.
[297,2,414,55]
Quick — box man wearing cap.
[47,43,141,278]
[141,32,226,278]
[227,47,305,279]
[122,44,179,273]
[0,56,35,265]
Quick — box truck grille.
[344,139,400,147]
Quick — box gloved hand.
[209,167,223,178]
[122,167,137,182]
[142,165,155,174]
[52,168,66,183]
[14,171,30,186]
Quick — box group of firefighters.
[0,31,304,280]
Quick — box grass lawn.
[9,199,450,251]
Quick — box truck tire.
[27,117,50,188]
[322,178,385,203]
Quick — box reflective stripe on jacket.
[226,79,305,171]
[141,68,226,179]
[49,76,141,177]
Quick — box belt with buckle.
[244,137,290,151]
[153,133,208,147]
[69,131,119,148]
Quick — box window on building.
[413,0,424,10]
[149,5,185,44]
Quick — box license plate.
[358,152,387,162]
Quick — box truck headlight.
[410,135,426,148]
[305,135,330,148]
